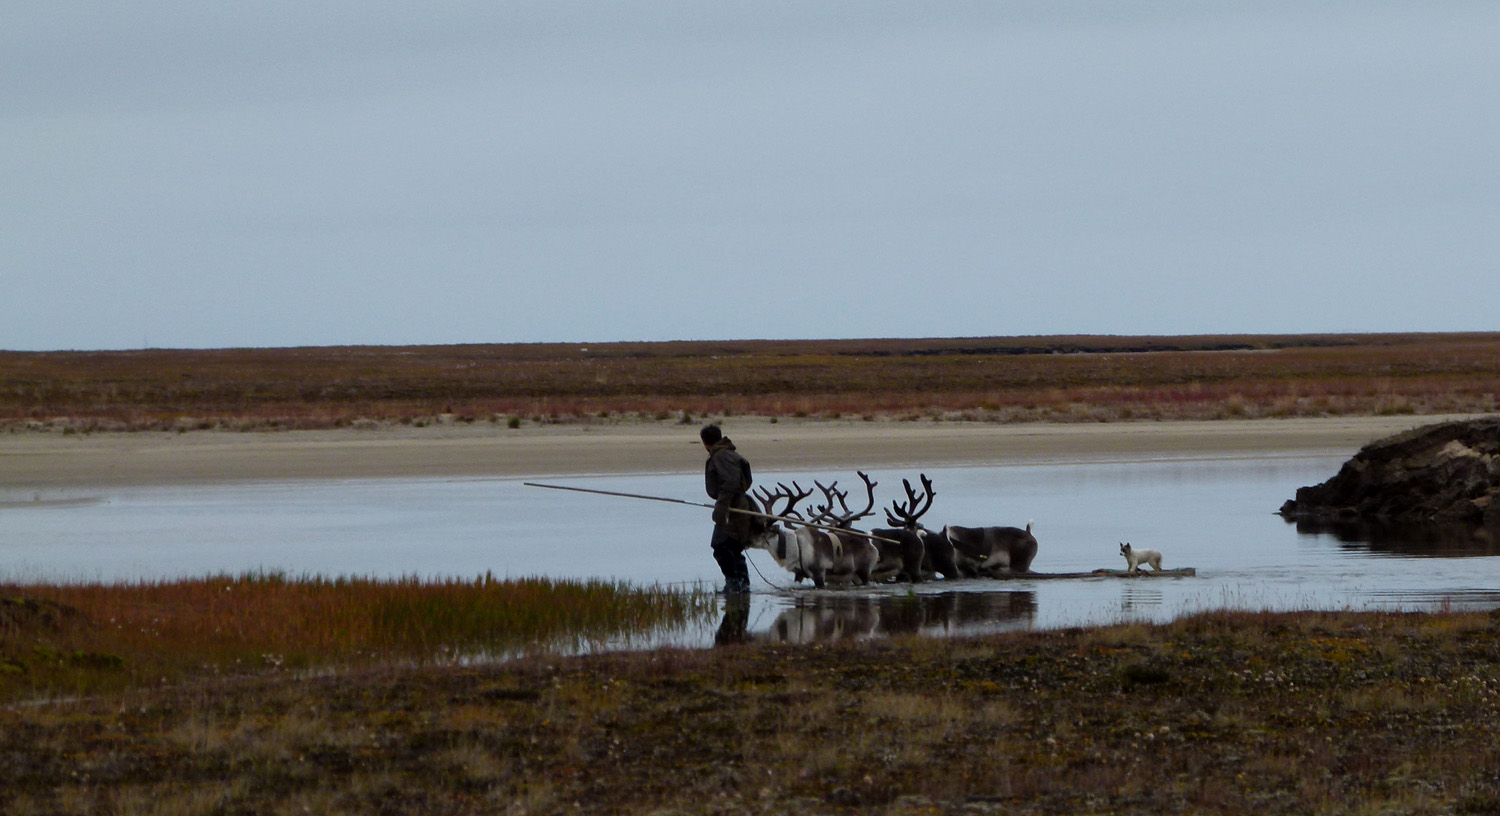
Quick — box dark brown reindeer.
[942,517,1038,575]
[876,474,972,582]
[869,473,963,581]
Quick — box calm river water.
[5,452,1499,649]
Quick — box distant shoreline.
[2,414,1481,491]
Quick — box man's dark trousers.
[711,524,751,593]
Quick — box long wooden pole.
[522,481,901,544]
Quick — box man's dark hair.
[700,424,722,445]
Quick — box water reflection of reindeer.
[756,591,1038,645]
[761,596,880,644]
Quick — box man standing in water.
[702,424,756,595]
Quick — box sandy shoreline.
[1,414,1482,491]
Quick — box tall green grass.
[0,573,715,701]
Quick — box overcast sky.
[3,1,1497,351]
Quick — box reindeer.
[748,481,835,587]
[870,471,936,579]
[869,475,930,583]
[942,520,1039,576]
[868,474,945,581]
[868,526,927,583]
[804,473,881,586]
[748,479,876,588]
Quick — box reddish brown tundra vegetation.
[4,332,1499,431]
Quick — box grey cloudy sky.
[3,1,1497,351]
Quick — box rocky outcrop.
[1279,417,1500,529]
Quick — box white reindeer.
[749,481,837,587]
[1119,542,1163,572]
[749,476,881,588]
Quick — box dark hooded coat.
[704,437,757,543]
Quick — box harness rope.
[746,551,797,594]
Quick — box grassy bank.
[1,575,715,703]
[5,332,1499,431]
[4,608,1500,814]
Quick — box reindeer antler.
[846,471,878,525]
[813,472,878,529]
[884,473,936,529]
[754,481,812,523]
[808,479,843,526]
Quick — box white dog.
[1119,542,1163,572]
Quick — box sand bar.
[1,414,1483,492]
